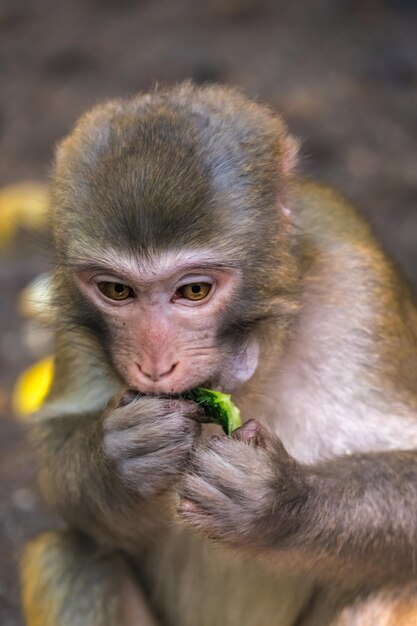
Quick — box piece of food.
[185,387,241,435]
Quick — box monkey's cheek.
[221,340,260,390]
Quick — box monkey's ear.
[19,272,55,323]
[281,134,300,177]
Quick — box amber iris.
[178,282,211,301]
[98,282,133,301]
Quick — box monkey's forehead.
[51,84,291,256]
[56,82,288,167]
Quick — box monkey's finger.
[106,389,147,411]
[116,390,141,408]
[187,440,245,482]
[177,473,233,530]
[175,399,207,421]
[177,497,200,514]
[185,445,259,506]
[177,497,222,538]
[119,445,196,496]
[231,419,268,448]
[176,479,238,543]
[187,439,276,508]
[105,416,198,458]
[104,396,196,432]
[189,437,269,481]
[179,472,229,504]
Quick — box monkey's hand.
[35,392,202,547]
[103,392,203,499]
[176,420,308,547]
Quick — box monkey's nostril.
[160,362,178,379]
[138,362,179,382]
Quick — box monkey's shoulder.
[292,178,379,248]
[292,178,416,300]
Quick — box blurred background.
[0,0,416,623]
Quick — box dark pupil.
[114,284,125,294]
[191,285,201,294]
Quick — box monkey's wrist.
[257,454,311,548]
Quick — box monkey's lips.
[128,375,226,396]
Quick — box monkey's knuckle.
[120,466,159,495]
[104,426,147,459]
[185,451,206,475]
[166,442,195,468]
[166,398,185,410]
[206,436,228,453]
[207,438,247,465]
[178,479,205,507]
[103,431,126,459]
[103,405,139,432]
[118,458,141,481]
[180,471,202,495]
[179,400,206,420]
[164,419,200,449]
[182,419,201,441]
[176,501,204,529]
[103,439,117,460]
[119,456,174,492]
[116,397,167,423]
[157,398,192,419]
[198,444,238,476]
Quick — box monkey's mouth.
[177,380,217,396]
[170,379,227,398]
[129,380,217,399]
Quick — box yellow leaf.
[12,356,54,417]
[0,182,48,248]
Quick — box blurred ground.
[0,0,416,623]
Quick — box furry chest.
[140,528,313,626]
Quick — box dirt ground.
[0,0,416,624]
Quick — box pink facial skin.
[74,249,260,395]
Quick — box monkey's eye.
[97,282,134,301]
[177,282,212,301]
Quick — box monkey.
[19,82,417,626]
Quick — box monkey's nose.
[137,362,178,382]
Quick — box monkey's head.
[50,83,300,394]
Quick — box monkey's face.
[74,248,260,394]
[53,84,301,393]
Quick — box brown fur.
[21,83,417,626]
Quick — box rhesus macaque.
[20,83,417,626]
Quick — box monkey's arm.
[178,420,417,587]
[33,410,146,546]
